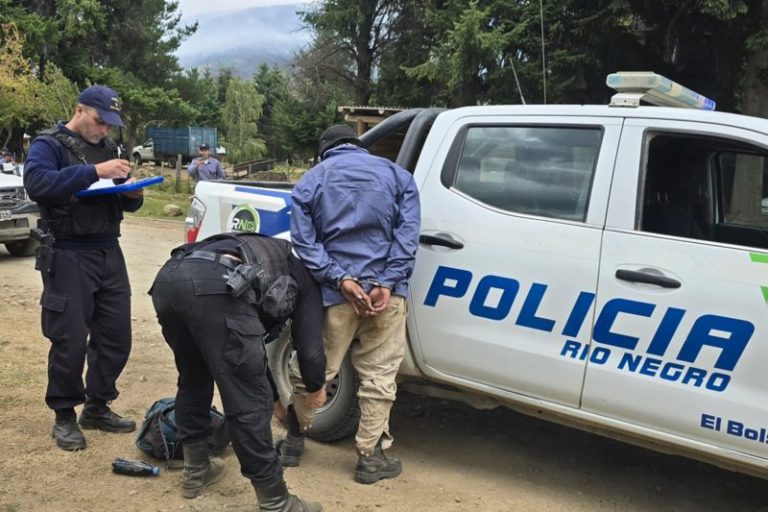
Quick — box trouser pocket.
[223,316,267,378]
[40,290,68,339]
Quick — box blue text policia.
[424,265,754,393]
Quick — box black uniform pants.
[40,246,132,411]
[150,257,281,485]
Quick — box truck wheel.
[5,238,38,257]
[267,326,360,442]
[132,153,142,165]
[167,156,177,168]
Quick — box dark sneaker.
[276,434,304,467]
[79,406,136,433]
[52,420,87,451]
[354,446,402,484]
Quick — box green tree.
[301,0,403,104]
[273,94,338,162]
[0,22,78,150]
[7,0,195,86]
[404,0,639,107]
[254,64,290,160]
[374,1,441,107]
[88,67,199,149]
[221,77,266,163]
[172,67,222,126]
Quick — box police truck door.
[407,113,622,406]
[582,118,768,459]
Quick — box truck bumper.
[0,202,39,242]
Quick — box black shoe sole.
[354,465,402,485]
[79,418,136,433]
[51,432,86,451]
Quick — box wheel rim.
[275,340,344,414]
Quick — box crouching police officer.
[23,85,142,451]
[150,232,326,511]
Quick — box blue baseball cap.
[78,85,124,127]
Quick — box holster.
[31,226,55,275]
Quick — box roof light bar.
[606,72,716,110]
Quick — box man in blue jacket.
[24,85,143,451]
[287,124,421,484]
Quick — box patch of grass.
[1,504,20,512]
[125,166,193,221]
[126,188,189,220]
[126,162,307,221]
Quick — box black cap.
[199,143,210,150]
[318,124,359,158]
[77,85,124,127]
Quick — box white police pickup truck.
[186,73,768,479]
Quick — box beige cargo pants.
[290,296,407,456]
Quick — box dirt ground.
[2,217,768,512]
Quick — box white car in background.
[0,170,38,256]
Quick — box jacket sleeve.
[378,172,421,289]
[288,256,327,392]
[290,174,349,288]
[216,160,226,179]
[23,138,98,202]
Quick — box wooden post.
[174,154,181,193]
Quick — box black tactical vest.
[35,127,123,239]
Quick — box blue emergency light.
[606,72,716,110]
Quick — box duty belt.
[184,250,240,270]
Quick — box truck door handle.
[419,234,464,249]
[615,269,681,289]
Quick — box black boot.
[355,444,402,485]
[79,398,136,433]
[52,408,86,451]
[276,405,304,467]
[253,478,322,512]
[181,438,226,499]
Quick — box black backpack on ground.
[135,397,230,462]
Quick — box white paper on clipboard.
[86,178,117,191]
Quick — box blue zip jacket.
[290,145,421,307]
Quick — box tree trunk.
[742,0,768,117]
[36,0,54,78]
[353,0,376,105]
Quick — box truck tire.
[167,156,177,168]
[5,238,38,257]
[266,326,360,442]
[132,153,142,165]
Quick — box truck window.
[640,133,768,249]
[450,126,602,221]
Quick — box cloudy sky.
[176,0,303,18]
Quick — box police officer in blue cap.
[24,85,143,451]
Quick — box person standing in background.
[188,143,225,181]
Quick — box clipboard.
[75,176,164,198]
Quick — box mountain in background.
[176,4,311,76]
